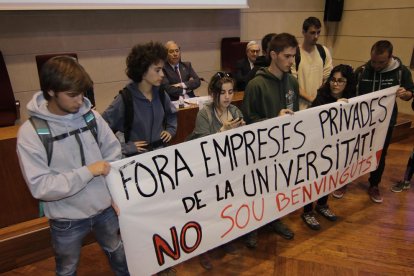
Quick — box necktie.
[175,65,183,82]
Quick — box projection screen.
[0,0,248,10]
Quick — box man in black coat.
[234,40,260,91]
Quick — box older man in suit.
[162,41,201,101]
[234,40,260,91]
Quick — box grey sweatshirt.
[17,92,121,220]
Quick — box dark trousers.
[303,195,329,213]
[369,125,394,187]
[404,150,414,181]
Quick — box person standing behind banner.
[16,56,129,276]
[188,72,244,270]
[102,42,177,158]
[391,92,414,193]
[353,40,414,203]
[241,33,299,248]
[301,64,356,230]
[291,17,333,110]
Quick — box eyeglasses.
[216,72,232,78]
[249,49,260,54]
[329,78,347,85]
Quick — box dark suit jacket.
[245,56,270,85]
[234,57,252,91]
[162,61,201,101]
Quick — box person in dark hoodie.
[352,40,414,203]
[301,64,356,230]
[245,32,277,84]
[241,33,299,248]
[16,56,129,276]
[391,82,414,193]
[103,42,177,158]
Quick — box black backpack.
[295,44,326,71]
[118,87,168,143]
[29,110,98,166]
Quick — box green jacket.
[241,67,299,124]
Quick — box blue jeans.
[50,207,129,276]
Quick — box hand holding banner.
[106,86,397,276]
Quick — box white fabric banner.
[106,86,397,276]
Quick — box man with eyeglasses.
[161,40,201,101]
[235,40,260,91]
[354,40,414,203]
[242,33,300,248]
[246,33,277,84]
[291,17,333,110]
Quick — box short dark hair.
[267,33,298,58]
[126,41,167,83]
[371,40,393,57]
[40,56,92,101]
[261,33,277,54]
[302,17,322,32]
[208,72,235,107]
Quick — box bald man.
[161,41,201,101]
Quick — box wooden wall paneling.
[0,136,39,228]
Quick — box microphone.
[200,77,209,84]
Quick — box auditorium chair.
[220,37,248,74]
[0,50,20,127]
[35,53,96,107]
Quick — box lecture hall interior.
[0,0,413,275]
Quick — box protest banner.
[106,86,397,275]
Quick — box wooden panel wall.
[0,133,39,228]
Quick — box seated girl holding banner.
[188,72,245,270]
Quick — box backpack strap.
[355,65,366,96]
[159,88,167,128]
[119,88,134,143]
[29,116,53,218]
[295,44,326,71]
[316,44,326,66]
[30,111,98,166]
[29,117,53,166]
[82,110,98,144]
[29,112,98,217]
